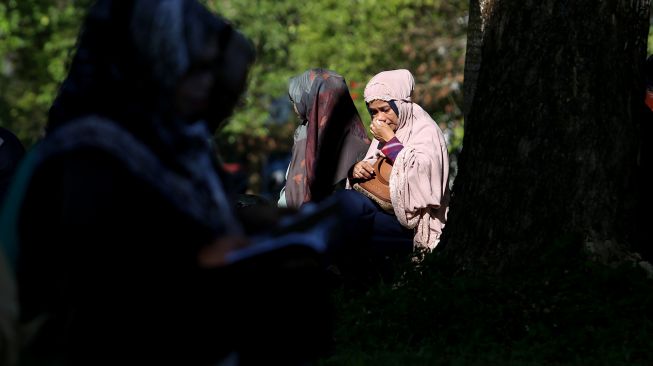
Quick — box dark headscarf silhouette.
[0,128,25,207]
[284,69,370,208]
[41,0,254,233]
[48,0,253,162]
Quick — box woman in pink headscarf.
[338,69,450,257]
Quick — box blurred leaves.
[0,0,92,146]
[208,0,467,150]
[207,0,468,191]
[0,0,468,191]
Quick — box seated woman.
[0,1,332,364]
[278,68,370,209]
[336,69,450,265]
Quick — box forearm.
[380,136,404,163]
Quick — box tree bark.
[439,0,651,274]
[463,0,495,120]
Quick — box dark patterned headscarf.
[284,69,370,208]
[42,0,254,233]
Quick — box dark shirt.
[16,147,231,365]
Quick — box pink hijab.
[361,69,450,249]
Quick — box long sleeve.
[380,136,404,163]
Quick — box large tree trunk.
[439,0,651,274]
[462,0,494,119]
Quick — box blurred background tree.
[1,0,463,195]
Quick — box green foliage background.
[0,0,467,191]
[0,0,92,145]
[2,2,653,193]
[206,0,468,190]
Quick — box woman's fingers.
[354,162,375,179]
[371,120,391,142]
[361,162,375,175]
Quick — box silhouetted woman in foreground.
[0,1,332,365]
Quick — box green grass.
[320,250,653,365]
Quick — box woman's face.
[175,37,219,122]
[367,99,399,132]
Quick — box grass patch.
[320,249,653,365]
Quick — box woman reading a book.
[0,1,332,364]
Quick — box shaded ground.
[320,243,653,365]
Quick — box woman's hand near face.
[370,119,395,143]
[351,160,375,180]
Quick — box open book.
[224,198,342,265]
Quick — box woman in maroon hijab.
[278,68,370,209]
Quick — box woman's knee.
[333,189,376,216]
